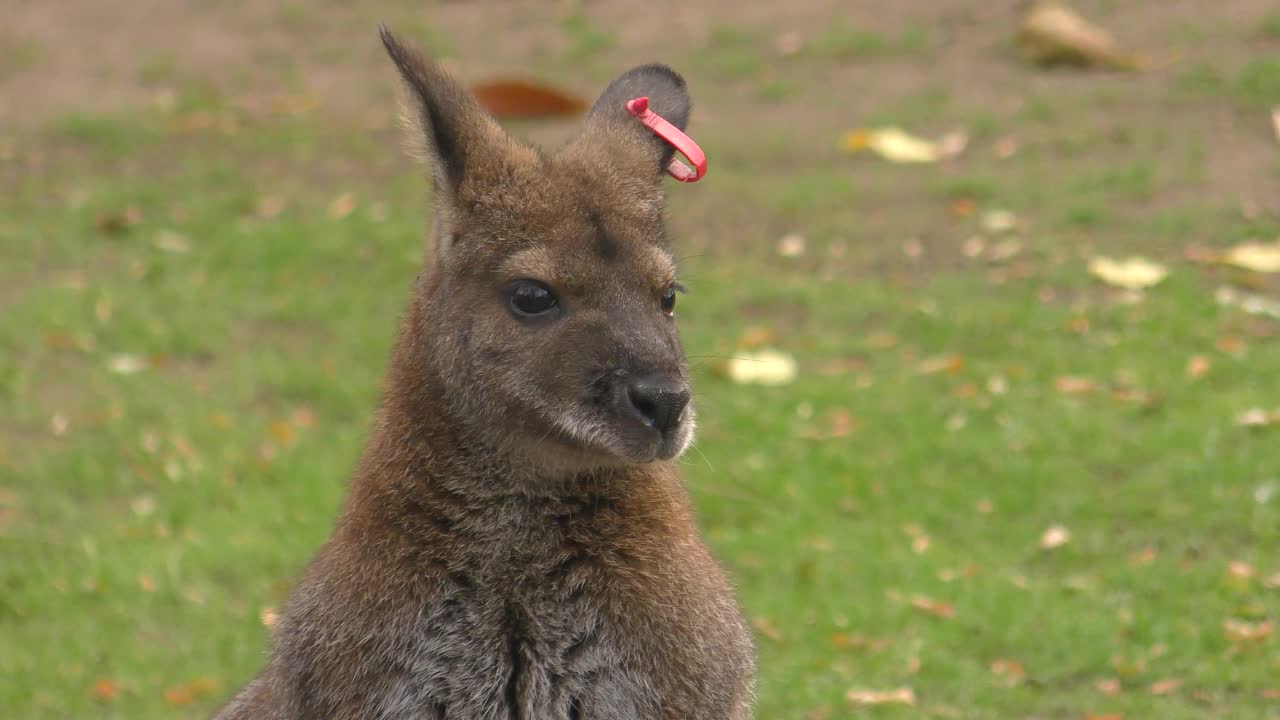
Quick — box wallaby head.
[379,28,697,478]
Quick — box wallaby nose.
[625,376,691,434]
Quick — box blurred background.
[3,1,1279,717]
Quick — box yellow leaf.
[841,127,941,163]
[751,616,783,641]
[1148,678,1183,695]
[1222,240,1280,273]
[846,687,916,706]
[1088,256,1168,289]
[1094,678,1122,696]
[1040,525,1071,549]
[721,350,798,386]
[1018,1,1144,70]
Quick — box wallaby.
[213,26,756,720]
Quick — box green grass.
[4,9,1280,720]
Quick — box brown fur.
[214,26,755,720]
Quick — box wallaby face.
[384,30,696,476]
[214,27,755,720]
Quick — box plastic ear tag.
[625,97,706,183]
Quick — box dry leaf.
[1223,619,1273,644]
[138,575,155,592]
[470,79,588,118]
[916,354,965,375]
[260,606,279,630]
[776,233,806,258]
[1054,376,1096,394]
[1088,256,1168,289]
[1148,678,1183,696]
[268,420,297,446]
[751,616,783,641]
[720,350,798,386]
[950,198,977,217]
[1236,408,1280,428]
[257,195,286,219]
[327,192,357,220]
[735,327,777,350]
[1018,1,1144,70]
[1094,678,1122,696]
[980,209,1018,234]
[840,127,953,164]
[91,678,120,702]
[1222,240,1280,273]
[1040,525,1071,549]
[910,595,956,619]
[1186,355,1211,380]
[1272,107,1280,144]
[163,677,220,706]
[846,687,916,707]
[994,136,1020,158]
[153,230,191,254]
[108,354,148,375]
[1216,286,1280,319]
[1129,547,1158,567]
[990,658,1025,684]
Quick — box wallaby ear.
[378,25,508,197]
[575,64,692,180]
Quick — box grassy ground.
[3,2,1280,718]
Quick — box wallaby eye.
[661,286,678,316]
[508,280,559,319]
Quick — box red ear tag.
[625,97,707,183]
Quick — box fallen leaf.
[830,632,892,652]
[1094,678,1122,696]
[327,192,357,220]
[846,687,916,707]
[470,79,588,118]
[751,616,783,641]
[720,350,798,386]
[138,575,155,592]
[1018,1,1144,70]
[774,31,805,57]
[776,232,806,258]
[1186,355,1211,380]
[1236,408,1280,428]
[256,195,286,219]
[937,130,969,158]
[910,595,956,619]
[951,198,977,217]
[994,136,1020,158]
[1272,107,1280,144]
[1088,256,1168,289]
[990,658,1026,684]
[108,354,148,375]
[1148,678,1183,695]
[260,606,279,630]
[1223,619,1273,644]
[268,420,296,446]
[1054,376,1096,394]
[1040,525,1071,549]
[1216,286,1280,319]
[916,354,965,375]
[1222,240,1280,273]
[91,678,120,702]
[840,127,951,164]
[162,676,219,706]
[1264,571,1280,589]
[981,209,1018,234]
[1129,547,1158,566]
[1261,688,1280,700]
[153,230,191,254]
